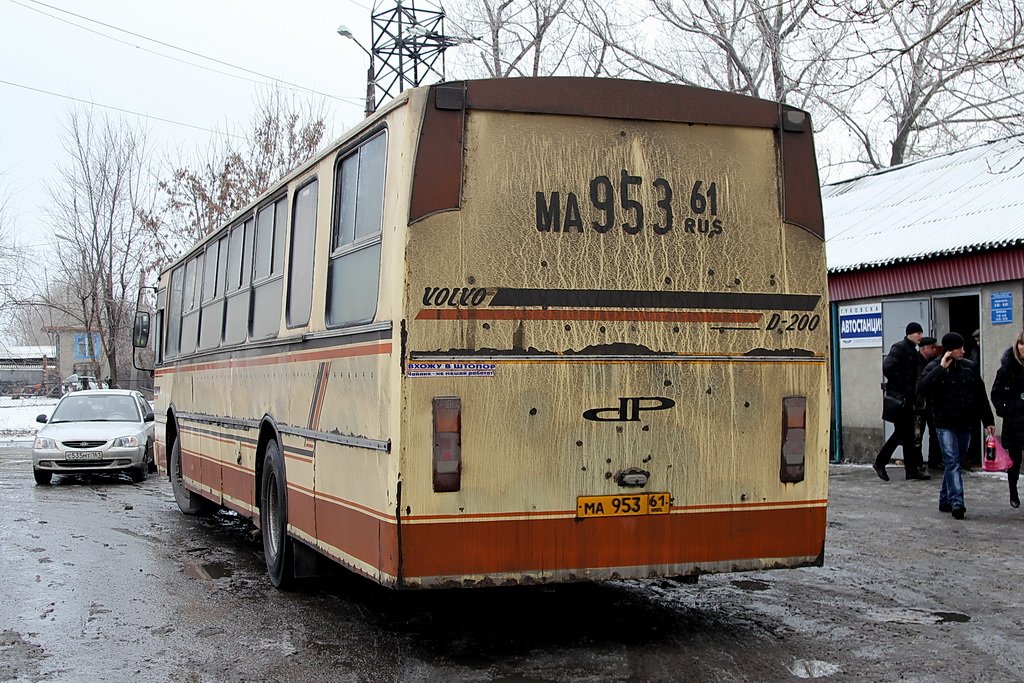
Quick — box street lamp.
[337,25,376,118]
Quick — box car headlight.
[112,435,140,448]
[34,437,57,450]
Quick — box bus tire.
[170,437,209,515]
[260,440,294,589]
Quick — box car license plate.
[64,451,102,461]
[576,493,671,518]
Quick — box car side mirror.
[36,414,48,424]
[144,411,155,422]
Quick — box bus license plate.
[65,451,102,461]
[576,493,671,518]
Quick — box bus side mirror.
[133,311,151,348]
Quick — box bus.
[134,77,829,590]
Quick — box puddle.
[868,607,970,625]
[933,611,970,623]
[731,579,771,592]
[184,561,233,581]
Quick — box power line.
[0,78,249,140]
[13,0,364,107]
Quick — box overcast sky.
[0,0,392,254]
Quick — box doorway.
[931,293,982,467]
[881,299,930,465]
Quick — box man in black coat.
[918,332,996,520]
[914,336,943,473]
[874,322,930,481]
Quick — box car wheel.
[130,463,148,483]
[146,441,157,473]
[260,440,294,589]
[170,437,210,515]
[33,469,52,486]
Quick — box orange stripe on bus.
[285,497,824,580]
[398,506,826,578]
[155,342,391,376]
[403,498,828,521]
[415,309,762,323]
[313,491,400,575]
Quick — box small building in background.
[0,345,59,395]
[824,135,1024,466]
[41,326,109,386]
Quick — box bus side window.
[327,131,385,327]
[165,266,184,357]
[179,254,202,355]
[198,237,223,350]
[286,178,319,328]
[250,196,287,340]
[223,220,251,345]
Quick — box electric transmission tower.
[341,1,477,117]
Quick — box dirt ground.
[2,441,1024,682]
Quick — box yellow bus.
[135,77,829,589]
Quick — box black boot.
[1011,481,1020,509]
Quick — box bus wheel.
[260,440,294,589]
[170,437,208,515]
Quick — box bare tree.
[447,0,611,78]
[144,87,329,268]
[45,108,153,388]
[0,173,45,353]
[824,0,1024,171]
[0,184,19,352]
[578,0,845,107]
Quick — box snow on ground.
[0,397,58,442]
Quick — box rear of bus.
[397,78,828,588]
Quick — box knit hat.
[941,332,964,350]
[919,336,937,346]
[906,322,923,335]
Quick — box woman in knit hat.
[991,330,1024,508]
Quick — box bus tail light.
[780,396,806,483]
[433,397,461,492]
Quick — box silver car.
[32,389,156,485]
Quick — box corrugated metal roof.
[823,136,1024,274]
[829,248,1024,301]
[0,346,56,360]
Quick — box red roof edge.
[828,248,1024,301]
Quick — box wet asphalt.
[2,442,1024,683]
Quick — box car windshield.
[49,395,141,423]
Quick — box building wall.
[838,345,885,461]
[53,330,108,381]
[836,280,1024,463]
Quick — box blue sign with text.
[838,304,883,348]
[991,292,1013,325]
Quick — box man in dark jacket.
[914,336,943,473]
[918,332,996,520]
[874,322,930,481]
